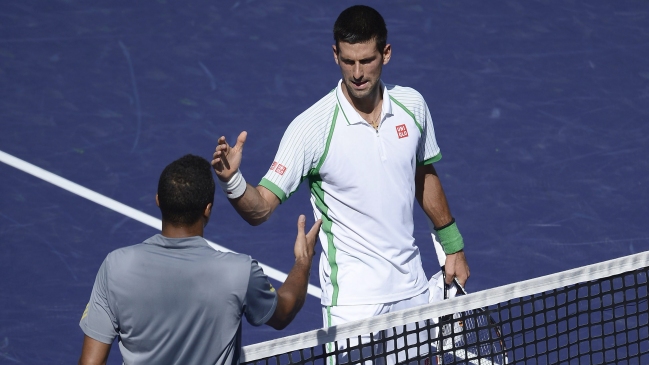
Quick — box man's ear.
[332,44,340,65]
[155,194,160,207]
[203,203,213,228]
[382,44,392,65]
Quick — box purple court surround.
[1,1,648,363]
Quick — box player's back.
[105,234,252,364]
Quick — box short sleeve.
[416,99,442,165]
[259,110,328,203]
[79,258,119,344]
[243,260,278,326]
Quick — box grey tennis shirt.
[79,234,278,364]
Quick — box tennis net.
[241,251,648,365]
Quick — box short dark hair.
[157,154,215,225]
[333,5,387,53]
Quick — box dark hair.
[157,154,215,225]
[333,5,387,53]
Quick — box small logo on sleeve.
[81,303,89,320]
[269,161,287,175]
[396,124,409,139]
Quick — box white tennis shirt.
[260,80,441,306]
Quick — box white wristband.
[217,170,247,199]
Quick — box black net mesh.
[243,262,648,365]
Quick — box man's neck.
[160,220,204,238]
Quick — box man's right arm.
[211,131,280,225]
[229,184,280,226]
[265,215,321,330]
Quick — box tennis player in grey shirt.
[78,154,321,365]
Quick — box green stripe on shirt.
[307,104,340,305]
[259,178,288,203]
[418,153,442,166]
[309,177,339,306]
[390,95,423,134]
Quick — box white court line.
[0,149,322,298]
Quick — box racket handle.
[453,277,468,296]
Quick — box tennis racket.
[428,222,508,365]
[434,270,508,365]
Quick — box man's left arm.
[78,259,117,364]
[78,335,110,365]
[415,163,470,286]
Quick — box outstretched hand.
[444,250,470,286]
[294,215,322,263]
[266,215,322,330]
[212,131,247,182]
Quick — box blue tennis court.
[1,1,648,363]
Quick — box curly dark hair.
[157,154,215,225]
[333,5,387,53]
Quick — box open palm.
[212,131,247,182]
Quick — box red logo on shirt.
[269,161,277,171]
[396,124,409,138]
[275,164,287,175]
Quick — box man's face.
[334,39,391,101]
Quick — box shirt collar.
[144,234,209,249]
[335,79,393,126]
